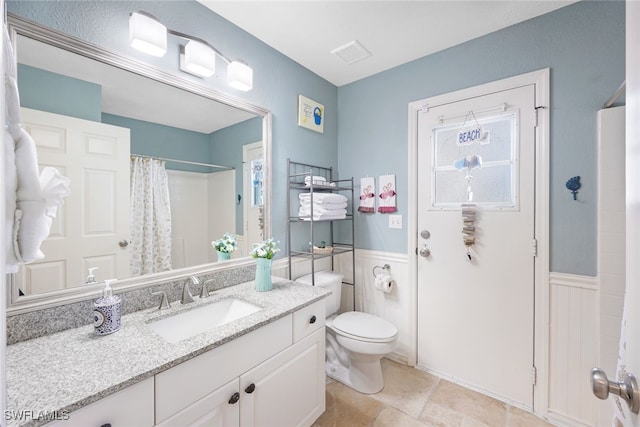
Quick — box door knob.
[119,240,129,248]
[419,245,431,258]
[591,367,640,414]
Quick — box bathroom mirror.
[7,15,272,314]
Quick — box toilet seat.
[331,312,398,343]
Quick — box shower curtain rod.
[131,154,234,171]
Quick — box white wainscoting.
[547,273,598,427]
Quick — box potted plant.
[212,233,237,261]
[251,238,280,291]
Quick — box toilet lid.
[332,312,398,340]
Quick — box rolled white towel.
[304,175,326,185]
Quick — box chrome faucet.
[181,276,199,304]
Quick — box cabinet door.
[155,379,240,427]
[48,377,154,427]
[240,328,325,427]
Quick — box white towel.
[299,206,347,217]
[299,192,348,204]
[299,200,347,210]
[304,175,326,185]
[4,22,71,272]
[300,211,347,221]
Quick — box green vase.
[217,251,231,261]
[254,258,273,292]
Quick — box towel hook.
[372,264,390,277]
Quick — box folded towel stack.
[299,192,348,220]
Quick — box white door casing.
[17,108,130,293]
[619,2,640,426]
[243,141,263,253]
[408,69,550,415]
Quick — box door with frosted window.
[416,85,536,408]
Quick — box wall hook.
[565,176,581,200]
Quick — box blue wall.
[337,0,624,276]
[17,64,102,121]
[8,1,625,275]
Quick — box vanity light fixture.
[129,11,253,91]
[227,61,253,91]
[181,40,216,78]
[129,11,167,57]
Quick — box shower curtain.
[130,157,172,275]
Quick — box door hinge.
[534,105,545,127]
[532,238,538,257]
[531,365,537,385]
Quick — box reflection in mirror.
[8,16,271,309]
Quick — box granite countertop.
[6,278,329,427]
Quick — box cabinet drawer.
[155,315,292,424]
[293,299,325,342]
[155,378,240,427]
[48,377,154,427]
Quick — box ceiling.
[200,0,577,87]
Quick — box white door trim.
[407,68,550,416]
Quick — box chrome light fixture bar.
[129,11,253,91]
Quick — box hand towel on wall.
[358,177,375,213]
[378,174,397,213]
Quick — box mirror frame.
[6,14,272,315]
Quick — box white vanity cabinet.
[154,299,326,427]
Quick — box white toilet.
[296,270,398,394]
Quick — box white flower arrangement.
[212,233,238,254]
[251,237,280,259]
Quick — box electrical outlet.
[389,214,402,229]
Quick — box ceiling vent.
[331,40,371,65]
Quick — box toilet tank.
[295,270,343,316]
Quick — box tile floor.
[312,359,555,427]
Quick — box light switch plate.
[389,214,402,229]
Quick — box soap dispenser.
[93,279,121,335]
[85,267,98,284]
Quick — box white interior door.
[17,108,130,292]
[243,141,263,252]
[416,85,536,408]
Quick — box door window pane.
[431,112,518,209]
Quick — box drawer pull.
[245,383,256,394]
[100,424,112,427]
[309,315,317,324]
[228,392,240,404]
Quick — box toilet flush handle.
[309,315,317,324]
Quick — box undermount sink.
[149,298,262,343]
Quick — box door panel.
[18,108,130,292]
[417,85,536,408]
